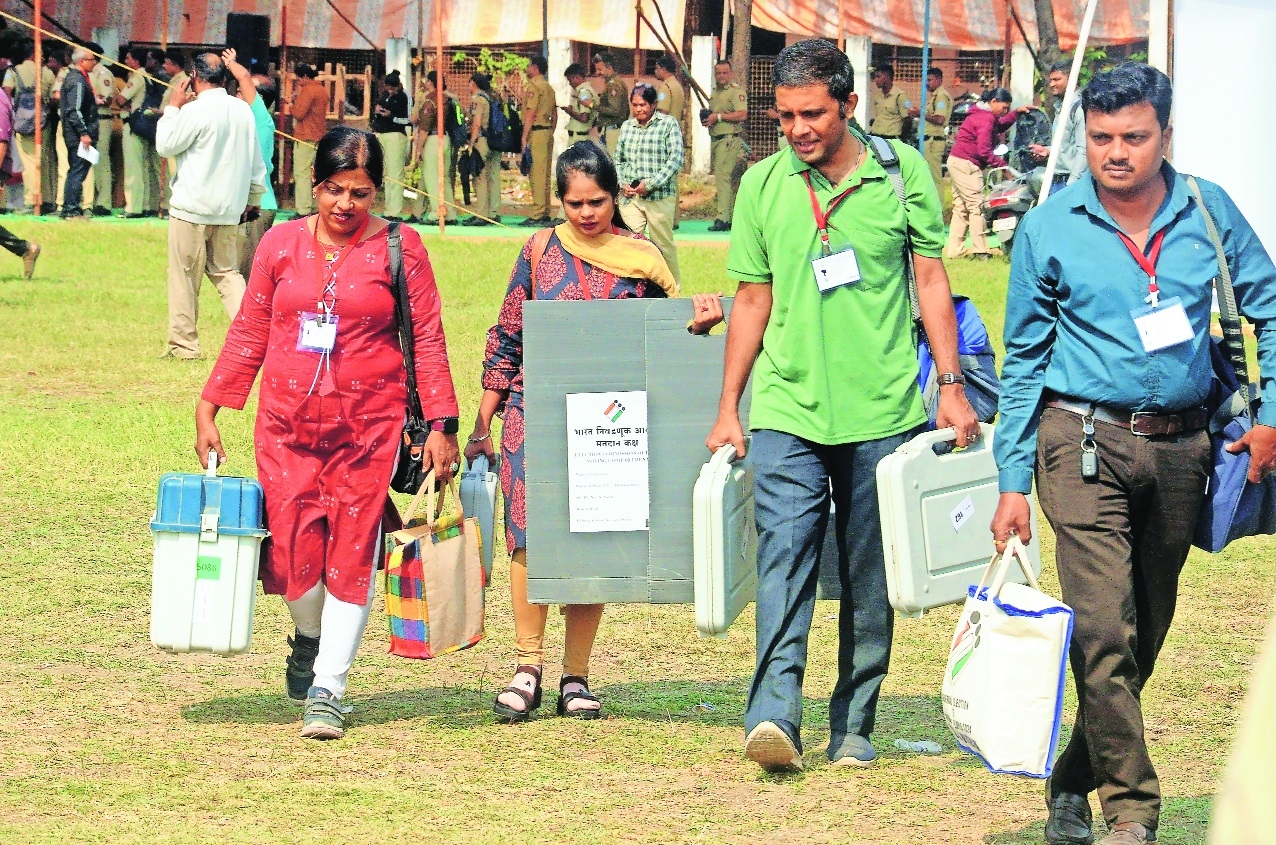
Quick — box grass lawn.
[0,217,1271,844]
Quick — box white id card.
[298,311,338,353]
[1131,296,1194,353]
[811,247,862,293]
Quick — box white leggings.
[284,533,380,699]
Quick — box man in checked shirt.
[613,83,684,287]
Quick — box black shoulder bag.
[386,222,432,494]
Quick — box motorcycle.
[979,108,1053,255]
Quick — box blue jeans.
[745,426,919,749]
[61,131,94,215]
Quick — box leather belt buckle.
[1130,411,1169,436]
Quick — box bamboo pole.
[837,0,845,51]
[32,0,41,211]
[161,0,168,50]
[634,2,642,76]
[435,0,445,235]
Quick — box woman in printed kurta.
[197,127,460,740]
[465,142,719,722]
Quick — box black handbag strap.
[1185,175,1249,402]
[387,222,425,425]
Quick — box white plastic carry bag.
[941,537,1073,777]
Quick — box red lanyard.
[572,255,616,301]
[802,171,860,256]
[1116,227,1168,307]
[312,217,370,313]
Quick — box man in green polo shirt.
[706,38,977,773]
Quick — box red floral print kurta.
[202,219,459,604]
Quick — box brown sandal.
[493,664,542,723]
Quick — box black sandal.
[493,664,543,723]
[556,675,601,720]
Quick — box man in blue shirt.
[992,64,1276,845]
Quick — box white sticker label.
[1132,297,1194,353]
[811,247,862,292]
[950,495,975,533]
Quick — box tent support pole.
[917,0,931,157]
[1038,0,1099,203]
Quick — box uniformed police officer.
[560,63,596,145]
[592,52,629,156]
[910,66,951,191]
[654,55,686,227]
[704,59,747,232]
[520,55,557,226]
[117,46,162,217]
[89,46,118,215]
[868,63,909,140]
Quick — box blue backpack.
[483,92,520,153]
[864,134,1002,427]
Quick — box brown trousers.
[1036,406,1210,833]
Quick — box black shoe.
[1045,786,1095,845]
[285,630,321,704]
[39,203,57,215]
[520,216,547,227]
[124,212,147,219]
[708,219,732,232]
[92,205,111,216]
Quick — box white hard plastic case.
[875,423,1041,618]
[692,444,758,637]
[460,454,499,581]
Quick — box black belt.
[531,125,551,130]
[875,134,900,139]
[1046,396,1208,437]
[925,135,945,140]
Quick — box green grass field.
[0,218,1270,844]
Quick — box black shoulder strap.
[1185,175,1248,398]
[865,134,920,324]
[388,222,425,423]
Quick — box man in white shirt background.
[155,51,266,360]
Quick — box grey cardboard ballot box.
[523,298,843,606]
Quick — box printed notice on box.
[566,390,649,532]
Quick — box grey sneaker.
[828,733,877,768]
[744,720,803,772]
[300,686,345,740]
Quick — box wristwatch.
[938,372,967,386]
[428,417,460,434]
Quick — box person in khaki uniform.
[2,42,58,213]
[910,66,951,192]
[117,47,162,216]
[868,64,909,139]
[520,56,557,226]
[159,52,189,214]
[560,63,596,145]
[704,60,747,231]
[410,71,458,224]
[89,52,119,214]
[653,55,686,226]
[462,71,502,226]
[290,63,327,215]
[592,52,629,156]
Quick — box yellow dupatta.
[552,222,680,297]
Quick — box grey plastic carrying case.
[876,423,1041,617]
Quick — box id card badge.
[811,247,862,293]
[1131,296,1194,353]
[298,311,339,353]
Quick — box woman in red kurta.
[196,127,460,740]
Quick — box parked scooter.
[979,109,1053,254]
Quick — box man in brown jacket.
[291,63,327,215]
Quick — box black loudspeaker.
[226,12,271,73]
